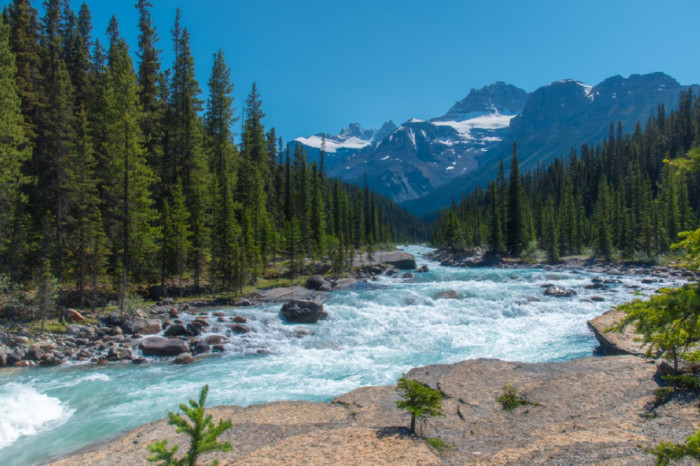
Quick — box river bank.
[0,251,419,369]
[49,352,697,465]
[0,245,692,464]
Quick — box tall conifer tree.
[506,143,526,255]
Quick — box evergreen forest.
[0,0,428,312]
[431,90,700,262]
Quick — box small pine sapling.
[395,374,444,435]
[147,385,232,466]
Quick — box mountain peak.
[439,82,528,121]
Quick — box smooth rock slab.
[139,336,189,357]
[52,355,698,466]
[587,309,653,356]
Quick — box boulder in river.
[123,317,161,335]
[543,285,577,297]
[140,336,189,357]
[434,290,459,300]
[280,299,327,323]
[305,275,327,290]
[415,265,429,273]
[164,323,189,337]
[378,251,416,270]
[174,352,194,364]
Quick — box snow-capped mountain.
[403,72,700,217]
[295,82,528,202]
[293,72,698,213]
[293,121,397,171]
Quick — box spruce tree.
[0,15,30,263]
[33,0,77,281]
[103,32,160,310]
[168,10,209,289]
[205,49,239,290]
[6,0,41,143]
[135,0,161,170]
[66,103,105,308]
[506,143,526,255]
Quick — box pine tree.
[238,83,270,274]
[594,178,613,260]
[205,49,239,290]
[135,0,161,169]
[168,10,209,289]
[0,14,30,263]
[487,181,504,253]
[66,103,105,308]
[6,0,41,144]
[310,161,326,255]
[103,32,160,311]
[506,143,526,255]
[162,182,190,293]
[32,0,77,281]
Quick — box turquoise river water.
[0,245,683,465]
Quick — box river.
[0,245,682,465]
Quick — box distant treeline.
[0,0,427,309]
[432,90,700,261]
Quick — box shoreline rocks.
[50,355,697,465]
[587,309,653,356]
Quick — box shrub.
[147,385,232,466]
[496,383,530,410]
[647,429,700,466]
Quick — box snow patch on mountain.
[431,112,515,139]
[294,135,371,153]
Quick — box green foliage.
[395,375,444,435]
[672,228,700,272]
[147,385,232,466]
[647,430,700,466]
[617,283,700,371]
[496,383,530,410]
[0,274,33,319]
[0,0,428,306]
[432,95,700,260]
[661,374,700,390]
[652,387,674,408]
[426,436,451,454]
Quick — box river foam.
[0,383,72,449]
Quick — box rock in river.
[543,285,577,297]
[140,336,189,357]
[305,274,327,290]
[280,299,327,323]
[377,251,417,270]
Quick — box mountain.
[295,82,528,202]
[293,121,397,171]
[293,72,699,216]
[402,72,700,217]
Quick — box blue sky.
[7,0,700,141]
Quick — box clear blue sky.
[7,0,700,141]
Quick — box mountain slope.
[296,82,529,202]
[402,72,700,217]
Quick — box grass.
[28,319,67,334]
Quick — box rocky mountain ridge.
[293,72,699,215]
